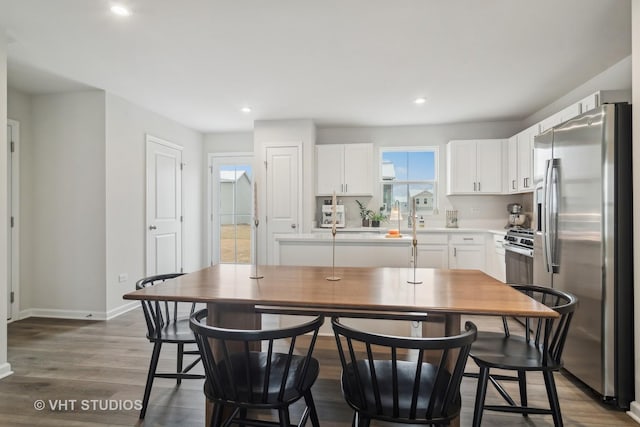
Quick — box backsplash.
[314,193,534,230]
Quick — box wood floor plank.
[0,310,634,426]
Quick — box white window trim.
[378,146,439,214]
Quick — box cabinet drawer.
[418,233,448,245]
[449,234,484,245]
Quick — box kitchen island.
[274,228,507,274]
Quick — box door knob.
[149,225,157,230]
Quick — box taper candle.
[331,191,337,233]
[254,181,258,220]
[412,197,417,240]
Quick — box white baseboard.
[17,302,140,322]
[0,363,13,380]
[106,302,139,320]
[22,308,108,321]
[627,401,640,424]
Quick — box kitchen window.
[380,148,438,216]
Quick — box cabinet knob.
[149,225,157,230]
[291,224,297,229]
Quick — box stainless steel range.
[503,228,533,284]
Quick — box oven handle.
[504,244,534,258]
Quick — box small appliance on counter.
[321,205,346,228]
[506,203,529,228]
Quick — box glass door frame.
[208,152,255,265]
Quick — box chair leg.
[518,370,528,417]
[238,408,247,427]
[472,366,490,427]
[543,370,563,427]
[278,408,291,427]
[177,342,184,386]
[304,391,320,427]
[352,412,370,427]
[211,403,224,427]
[140,341,162,419]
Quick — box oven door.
[504,246,533,285]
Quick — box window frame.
[379,146,439,216]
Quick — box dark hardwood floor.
[0,309,634,426]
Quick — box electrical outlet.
[470,207,480,214]
[118,273,128,283]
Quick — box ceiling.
[0,0,631,133]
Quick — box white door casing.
[146,135,183,275]
[265,145,301,264]
[7,120,19,321]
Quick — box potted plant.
[371,211,387,228]
[355,200,374,227]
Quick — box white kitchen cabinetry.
[485,233,506,282]
[539,103,582,134]
[316,143,372,196]
[507,135,518,193]
[415,234,449,269]
[515,125,538,192]
[447,139,504,195]
[448,234,485,270]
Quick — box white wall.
[0,30,12,379]
[629,1,640,423]
[524,55,632,127]
[317,120,526,229]
[203,132,253,153]
[6,88,31,311]
[105,93,205,314]
[28,91,107,316]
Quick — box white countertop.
[276,227,508,243]
[311,227,501,234]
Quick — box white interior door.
[266,145,300,264]
[146,135,183,275]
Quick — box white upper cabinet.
[447,139,504,195]
[507,135,518,193]
[316,143,373,196]
[516,124,538,192]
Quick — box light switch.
[118,273,128,283]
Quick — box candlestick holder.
[407,238,422,284]
[326,227,341,281]
[249,218,263,279]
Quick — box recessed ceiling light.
[110,4,131,16]
[414,97,427,105]
[241,106,252,114]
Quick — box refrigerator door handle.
[543,159,553,273]
[549,159,560,274]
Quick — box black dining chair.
[332,317,477,426]
[468,284,577,427]
[136,273,205,419]
[189,309,324,427]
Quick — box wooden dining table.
[124,264,558,426]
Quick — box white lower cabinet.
[485,233,506,282]
[416,245,449,269]
[415,234,449,269]
[448,234,485,270]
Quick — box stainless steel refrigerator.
[533,103,633,408]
